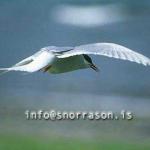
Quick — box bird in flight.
[0,43,150,75]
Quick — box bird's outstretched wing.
[57,43,150,66]
[13,56,34,67]
[0,56,34,75]
[13,48,51,67]
[0,49,56,73]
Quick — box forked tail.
[0,68,11,76]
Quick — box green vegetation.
[0,133,150,150]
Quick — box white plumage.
[0,43,150,75]
[58,43,150,66]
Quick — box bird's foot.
[40,65,52,73]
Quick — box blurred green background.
[0,0,150,149]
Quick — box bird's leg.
[40,65,52,73]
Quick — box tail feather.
[0,66,34,73]
[0,67,27,73]
[0,68,11,76]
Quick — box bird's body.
[0,43,150,75]
[49,55,88,74]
